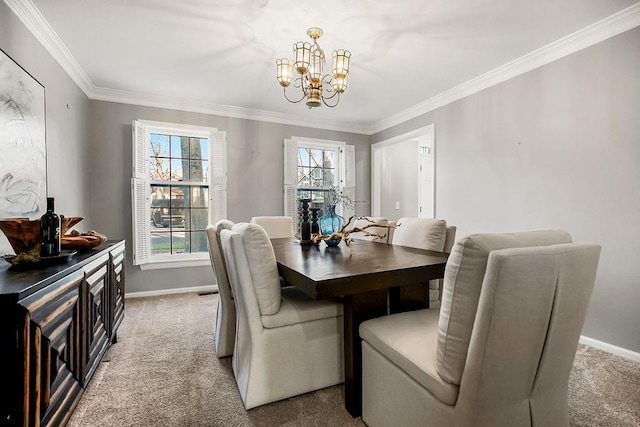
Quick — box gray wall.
[1,2,92,254]
[88,101,371,294]
[373,27,640,353]
[5,0,637,352]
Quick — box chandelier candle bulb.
[332,75,347,93]
[276,27,350,108]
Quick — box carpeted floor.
[68,292,640,427]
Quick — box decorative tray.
[1,250,78,270]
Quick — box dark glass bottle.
[40,197,61,257]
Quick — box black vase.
[299,198,313,244]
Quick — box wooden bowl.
[61,216,83,236]
[0,216,84,255]
[0,218,41,255]
[61,232,107,251]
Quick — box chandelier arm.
[283,77,308,104]
[321,92,341,108]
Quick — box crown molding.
[369,2,640,135]
[7,0,640,136]
[90,86,372,134]
[4,0,96,94]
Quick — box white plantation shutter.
[131,120,226,267]
[284,139,298,186]
[131,177,150,265]
[284,138,298,235]
[210,130,227,224]
[133,120,149,178]
[342,144,356,221]
[132,120,151,265]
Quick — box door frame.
[371,124,435,218]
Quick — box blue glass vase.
[320,205,344,246]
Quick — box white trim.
[292,136,347,149]
[91,87,371,134]
[125,284,218,299]
[4,0,95,94]
[138,258,211,271]
[8,0,640,135]
[369,3,640,134]
[136,119,213,138]
[371,125,435,217]
[580,335,640,363]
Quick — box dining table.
[271,237,449,418]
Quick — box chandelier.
[276,27,351,108]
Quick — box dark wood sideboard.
[0,240,125,427]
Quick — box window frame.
[284,136,356,235]
[132,119,227,270]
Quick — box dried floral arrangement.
[325,186,357,210]
[311,216,397,247]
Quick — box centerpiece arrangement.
[311,216,395,247]
[306,187,396,247]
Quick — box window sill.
[139,258,211,270]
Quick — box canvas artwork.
[0,49,46,219]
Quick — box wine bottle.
[40,197,61,257]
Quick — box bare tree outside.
[148,133,209,255]
[182,137,208,253]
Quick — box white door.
[418,144,434,218]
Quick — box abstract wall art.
[0,49,46,219]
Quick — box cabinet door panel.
[110,243,126,338]
[18,270,84,427]
[82,254,110,385]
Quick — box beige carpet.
[68,292,640,427]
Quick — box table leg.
[388,282,430,314]
[343,289,388,417]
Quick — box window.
[132,120,226,269]
[284,137,355,234]
[296,145,338,210]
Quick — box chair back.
[392,217,448,251]
[250,216,293,239]
[348,217,391,243]
[220,223,284,399]
[206,219,235,357]
[443,225,457,253]
[437,230,573,385]
[455,242,601,425]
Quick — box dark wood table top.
[271,238,449,299]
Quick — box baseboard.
[125,285,218,299]
[580,335,640,362]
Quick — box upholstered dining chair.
[391,217,456,308]
[360,230,601,427]
[205,219,235,358]
[220,223,344,409]
[250,216,293,239]
[348,217,392,244]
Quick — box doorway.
[371,124,435,220]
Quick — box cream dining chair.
[220,223,344,409]
[347,216,392,244]
[250,216,293,239]
[205,219,235,357]
[360,230,600,427]
[391,217,457,308]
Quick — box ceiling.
[18,0,640,132]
